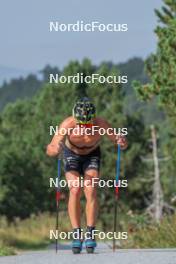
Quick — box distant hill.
[0,65,30,85]
[0,64,58,111]
[0,74,42,111]
[0,59,164,124]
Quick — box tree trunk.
[151,125,164,223]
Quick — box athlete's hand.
[46,143,62,157]
[116,135,128,150]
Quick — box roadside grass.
[0,244,15,256]
[0,212,176,256]
[0,212,71,255]
[122,214,176,248]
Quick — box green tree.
[0,60,149,222]
[133,0,176,207]
[134,0,176,116]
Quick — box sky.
[0,0,163,72]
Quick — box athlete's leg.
[84,169,99,226]
[65,171,81,228]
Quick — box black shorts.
[63,145,101,175]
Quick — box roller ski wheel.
[85,239,97,254]
[72,239,83,254]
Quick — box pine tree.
[133,0,176,211]
[134,0,176,116]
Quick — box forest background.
[0,0,176,255]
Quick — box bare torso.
[46,116,127,158]
[65,118,101,155]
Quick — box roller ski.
[85,226,97,254]
[72,228,83,254]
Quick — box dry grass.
[0,211,71,255]
[122,214,176,248]
[0,212,176,255]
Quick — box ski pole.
[113,144,121,252]
[56,157,61,253]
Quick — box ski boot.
[85,226,97,254]
[72,228,83,254]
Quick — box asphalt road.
[0,243,176,264]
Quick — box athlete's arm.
[96,117,128,150]
[46,116,75,157]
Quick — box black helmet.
[72,97,96,124]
